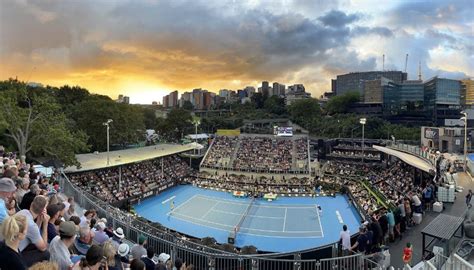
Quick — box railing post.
[293,253,301,270]
[207,256,215,270]
[251,258,259,270]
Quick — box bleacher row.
[68,155,194,203]
[202,136,309,173]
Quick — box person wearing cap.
[0,177,17,224]
[131,234,147,260]
[49,221,78,270]
[47,203,65,243]
[111,227,125,250]
[92,221,109,245]
[158,252,172,270]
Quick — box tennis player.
[317,205,323,216]
[170,200,175,211]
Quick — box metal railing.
[59,172,383,270]
[386,141,437,166]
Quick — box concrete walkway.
[388,172,473,268]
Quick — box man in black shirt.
[141,247,156,270]
[19,184,40,210]
[377,210,389,244]
[350,226,368,253]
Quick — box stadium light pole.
[461,111,468,172]
[103,119,113,166]
[360,118,367,163]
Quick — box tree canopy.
[324,91,360,115]
[0,80,89,166]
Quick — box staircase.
[228,138,241,169]
[291,139,298,170]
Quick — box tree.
[155,108,192,141]
[288,98,321,129]
[251,93,265,109]
[324,92,360,115]
[182,100,194,111]
[71,97,145,151]
[0,81,89,166]
[264,96,287,115]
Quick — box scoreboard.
[274,126,293,137]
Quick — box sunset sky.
[0,0,472,104]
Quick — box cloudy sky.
[0,0,472,104]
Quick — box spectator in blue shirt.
[386,209,395,242]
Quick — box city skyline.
[0,0,472,104]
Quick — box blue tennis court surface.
[134,185,361,252]
[469,153,474,161]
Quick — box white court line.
[315,205,324,238]
[283,208,288,232]
[196,195,318,209]
[335,210,344,224]
[161,196,176,204]
[169,212,324,239]
[166,195,198,216]
[172,211,322,234]
[201,201,220,220]
[210,209,284,220]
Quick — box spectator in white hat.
[111,227,125,250]
[158,252,172,270]
[0,177,17,224]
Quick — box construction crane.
[405,54,408,73]
[383,54,385,71]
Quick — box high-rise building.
[169,90,178,107]
[286,84,310,106]
[363,79,383,103]
[116,94,130,104]
[162,95,169,108]
[333,71,407,98]
[424,77,461,125]
[261,81,270,96]
[272,82,286,97]
[461,79,474,107]
[243,86,255,97]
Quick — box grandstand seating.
[202,135,309,173]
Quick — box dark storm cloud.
[318,10,360,27]
[0,0,471,99]
[352,26,394,37]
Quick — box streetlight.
[461,111,468,172]
[103,119,113,166]
[360,118,367,163]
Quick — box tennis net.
[234,197,255,235]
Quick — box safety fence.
[386,142,437,166]
[59,172,383,270]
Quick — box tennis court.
[168,195,323,238]
[134,185,361,252]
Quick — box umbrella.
[41,159,64,168]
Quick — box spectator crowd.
[0,151,194,270]
[69,155,193,203]
[202,135,309,173]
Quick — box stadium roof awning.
[372,145,435,173]
[65,143,199,173]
